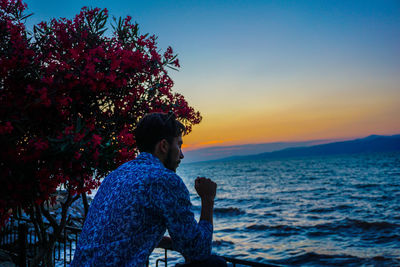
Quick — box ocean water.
[149,152,400,266]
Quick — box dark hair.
[134,112,186,153]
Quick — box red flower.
[92,134,102,148]
[93,149,99,161]
[172,59,180,68]
[64,125,74,135]
[73,132,85,142]
[0,122,13,134]
[34,139,49,151]
[74,152,82,160]
[26,85,34,94]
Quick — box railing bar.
[14,219,17,243]
[12,221,14,244]
[7,219,9,243]
[59,238,61,260]
[58,236,61,259]
[25,226,28,267]
[165,248,167,267]
[75,232,78,261]
[12,224,14,244]
[64,227,67,267]
[35,228,38,257]
[69,239,72,263]
[7,219,9,244]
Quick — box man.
[71,112,226,266]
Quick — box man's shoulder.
[147,164,182,184]
[114,153,162,175]
[128,153,181,183]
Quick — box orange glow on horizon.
[182,95,400,151]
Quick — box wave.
[244,219,399,233]
[212,239,234,247]
[269,252,400,266]
[347,219,399,230]
[317,218,399,231]
[309,204,352,213]
[245,224,300,237]
[306,218,400,242]
[214,207,246,215]
[353,183,380,189]
[245,224,270,231]
[218,227,237,233]
[241,218,400,241]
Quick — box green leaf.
[98,28,108,36]
[21,12,33,21]
[60,142,69,152]
[167,65,179,71]
[76,117,82,132]
[48,137,66,143]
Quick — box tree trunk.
[82,192,89,220]
[30,190,80,267]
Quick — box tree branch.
[40,203,58,231]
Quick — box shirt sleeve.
[149,172,213,260]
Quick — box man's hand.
[157,236,173,249]
[195,177,217,200]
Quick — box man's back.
[71,152,213,267]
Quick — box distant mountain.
[182,139,333,163]
[213,134,400,162]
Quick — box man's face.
[165,136,184,172]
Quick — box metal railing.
[0,217,80,267]
[1,217,279,267]
[154,250,279,267]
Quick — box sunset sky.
[25,0,400,151]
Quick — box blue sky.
[24,0,400,151]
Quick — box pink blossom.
[92,134,102,147]
[34,140,49,151]
[0,122,13,134]
[74,152,82,160]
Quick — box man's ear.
[158,139,170,154]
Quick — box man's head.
[135,112,185,172]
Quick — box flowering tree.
[0,0,201,265]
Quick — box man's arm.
[151,174,216,260]
[156,177,217,257]
[195,177,217,225]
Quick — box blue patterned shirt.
[71,152,213,267]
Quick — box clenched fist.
[195,177,217,200]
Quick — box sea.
[148,152,400,266]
